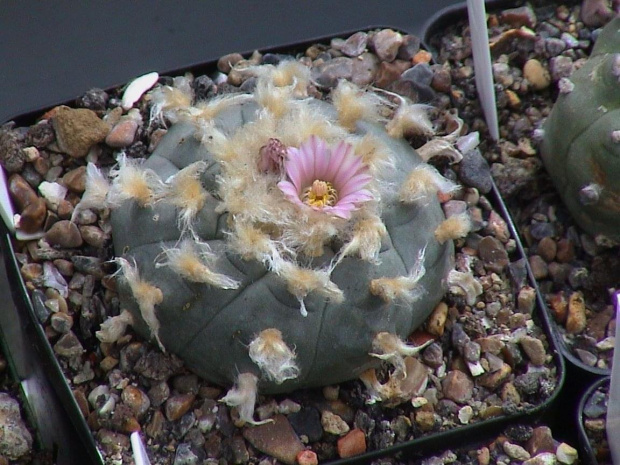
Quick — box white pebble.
[121,71,159,110]
[456,131,480,154]
[458,405,473,424]
[38,181,68,209]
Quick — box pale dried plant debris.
[72,162,111,221]
[434,212,471,244]
[386,102,434,139]
[114,257,165,351]
[248,328,300,383]
[96,309,134,343]
[220,372,272,425]
[157,239,240,289]
[370,331,432,376]
[448,269,483,306]
[416,138,464,164]
[369,248,427,303]
[400,164,460,204]
[122,71,159,111]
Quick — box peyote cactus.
[92,62,469,422]
[541,17,620,243]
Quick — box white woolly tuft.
[369,247,427,304]
[370,332,432,376]
[434,212,471,244]
[156,239,239,289]
[148,84,193,127]
[108,153,162,208]
[400,164,460,204]
[220,373,272,425]
[335,214,386,265]
[248,328,300,383]
[71,162,111,222]
[157,161,210,235]
[386,102,434,139]
[114,257,165,351]
[96,309,134,343]
[332,81,385,131]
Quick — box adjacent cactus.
[91,62,465,420]
[541,17,620,243]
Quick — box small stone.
[311,57,353,88]
[370,29,403,62]
[549,55,574,81]
[442,370,473,403]
[288,408,322,443]
[122,385,151,419]
[45,220,83,248]
[53,331,84,358]
[51,106,110,158]
[8,173,38,210]
[504,442,531,461]
[537,237,557,262]
[145,410,165,439]
[555,238,575,263]
[426,301,448,336]
[566,292,587,334]
[62,166,87,193]
[106,114,139,148]
[0,393,33,460]
[165,393,195,421]
[341,32,367,57]
[296,449,318,465]
[575,348,597,367]
[520,336,546,366]
[478,236,510,273]
[523,452,558,465]
[431,64,452,93]
[50,312,73,333]
[477,447,490,465]
[374,60,410,89]
[414,410,436,431]
[79,225,108,248]
[477,363,512,389]
[18,197,47,233]
[321,410,349,436]
[583,389,607,418]
[337,428,366,458]
[460,149,493,193]
[322,385,339,401]
[523,59,550,90]
[556,443,578,464]
[529,255,549,279]
[397,34,421,60]
[350,52,379,86]
[518,286,537,314]
[217,53,244,73]
[487,210,511,242]
[458,405,474,424]
[501,382,521,405]
[500,5,537,28]
[242,414,304,465]
[422,342,444,368]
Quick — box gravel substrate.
[0,1,607,463]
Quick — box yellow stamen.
[302,180,338,208]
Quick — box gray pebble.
[311,57,353,88]
[459,149,493,193]
[582,389,607,418]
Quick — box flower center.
[302,180,338,208]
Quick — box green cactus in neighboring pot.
[542,17,620,243]
[94,63,467,421]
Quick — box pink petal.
[338,189,374,205]
[277,181,304,206]
[332,148,365,190]
[325,141,352,180]
[298,138,317,181]
[324,204,355,219]
[338,173,373,198]
[285,148,305,191]
[312,137,331,181]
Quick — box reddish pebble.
[337,428,366,458]
[296,450,318,465]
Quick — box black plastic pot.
[577,376,610,465]
[0,2,567,464]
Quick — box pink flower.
[258,138,287,174]
[277,136,373,219]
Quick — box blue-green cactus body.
[110,95,453,394]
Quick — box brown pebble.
[145,410,165,439]
[50,312,73,333]
[105,117,138,148]
[426,301,448,336]
[242,414,304,465]
[337,428,367,458]
[62,166,87,193]
[8,173,38,210]
[122,385,151,419]
[414,410,436,432]
[566,291,587,334]
[500,382,521,405]
[369,29,402,62]
[476,337,504,355]
[548,292,568,323]
[20,263,43,281]
[412,49,432,64]
[520,335,546,366]
[217,52,244,73]
[374,60,410,89]
[477,363,512,389]
[517,286,537,314]
[73,388,90,418]
[296,449,319,465]
[442,370,474,403]
[477,446,491,465]
[79,225,108,248]
[555,238,575,263]
[478,236,509,273]
[51,106,110,158]
[526,425,555,455]
[45,220,83,248]
[537,236,557,262]
[523,59,551,91]
[528,255,548,279]
[164,393,195,421]
[351,53,379,87]
[586,305,613,341]
[431,65,452,93]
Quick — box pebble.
[426,302,448,337]
[242,415,304,465]
[340,32,367,57]
[350,53,379,86]
[370,29,402,62]
[517,286,536,314]
[296,449,318,465]
[478,236,510,273]
[121,72,159,111]
[374,60,410,89]
[8,173,38,210]
[321,410,350,436]
[50,312,73,333]
[523,59,551,90]
[504,441,531,461]
[164,393,195,421]
[217,53,244,73]
[537,236,557,262]
[105,110,141,148]
[51,106,110,158]
[0,393,33,460]
[520,335,546,366]
[45,220,83,248]
[441,370,473,403]
[556,443,578,465]
[459,149,493,193]
[566,292,587,334]
[288,408,323,443]
[79,225,109,248]
[311,57,353,88]
[397,34,421,60]
[549,55,574,81]
[526,426,555,455]
[18,197,46,233]
[53,330,84,358]
[337,428,366,458]
[122,385,151,418]
[477,363,512,389]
